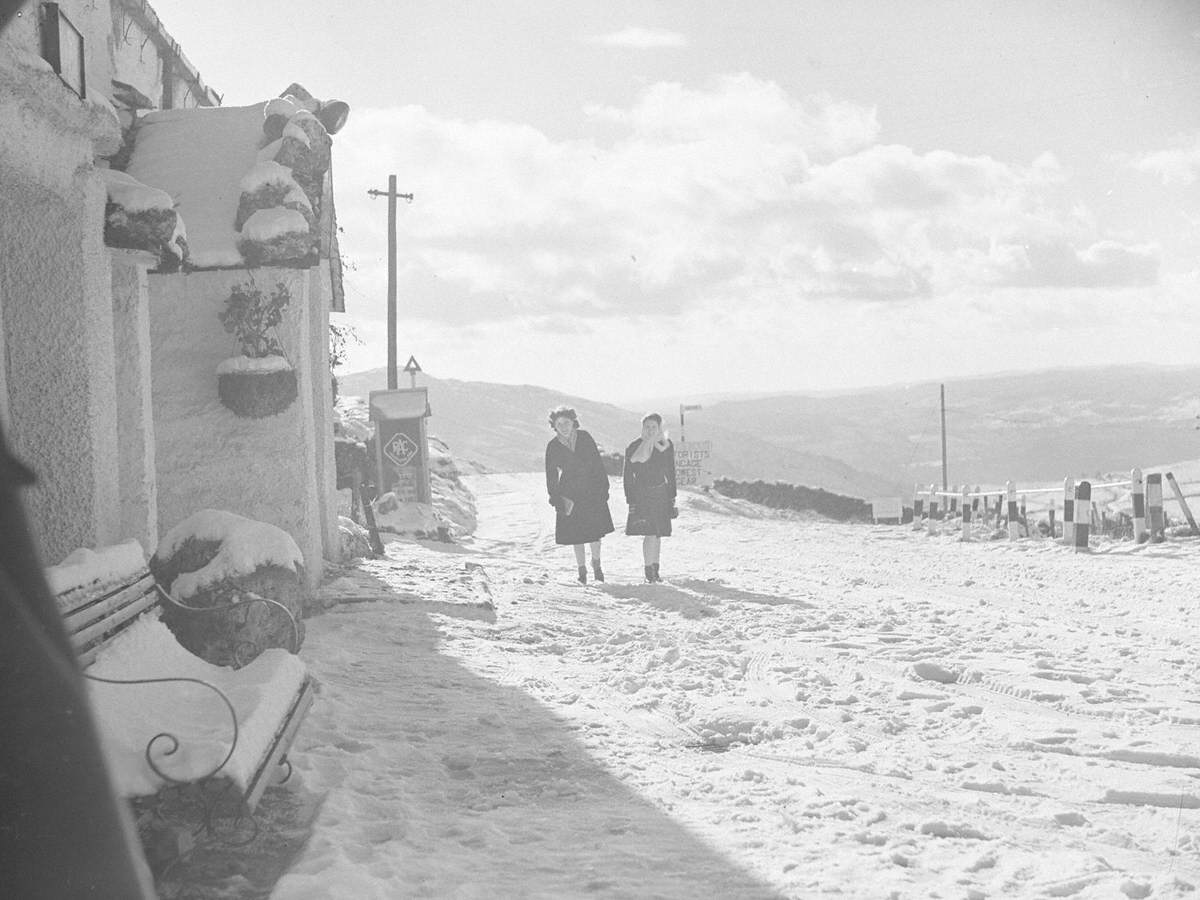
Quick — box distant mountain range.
[336,364,1200,499]
[334,369,899,499]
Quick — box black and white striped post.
[928,483,939,521]
[960,485,971,540]
[913,483,924,520]
[949,486,958,517]
[1073,480,1091,552]
[1130,468,1146,543]
[1062,477,1075,546]
[1006,481,1020,541]
[1146,473,1165,542]
[973,486,981,514]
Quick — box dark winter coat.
[623,438,677,537]
[545,429,615,545]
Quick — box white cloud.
[1131,134,1200,185]
[586,27,688,50]
[332,75,1160,333]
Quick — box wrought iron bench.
[55,555,316,845]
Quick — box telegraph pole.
[940,383,948,491]
[367,175,413,389]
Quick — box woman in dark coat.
[544,405,614,583]
[623,412,677,583]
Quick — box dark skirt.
[626,482,672,537]
[556,497,614,545]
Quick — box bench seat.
[50,542,315,815]
[86,609,310,798]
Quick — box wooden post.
[928,483,939,521]
[1062,477,1075,546]
[1146,473,1165,542]
[1048,500,1056,538]
[960,485,971,541]
[1165,472,1199,536]
[1131,468,1146,543]
[913,483,924,519]
[1074,481,1091,552]
[1006,481,1020,541]
[355,468,385,558]
[949,486,958,517]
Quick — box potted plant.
[216,281,298,418]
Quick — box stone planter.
[151,530,306,669]
[217,358,298,418]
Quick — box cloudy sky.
[166,1,1200,402]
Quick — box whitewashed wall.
[0,44,124,564]
[148,268,334,589]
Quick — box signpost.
[370,386,432,504]
[675,440,712,488]
[870,497,904,525]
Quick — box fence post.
[972,486,981,514]
[928,483,939,521]
[1049,500,1056,538]
[1146,473,1165,543]
[1165,472,1199,536]
[913,483,924,520]
[1062,477,1075,546]
[960,485,971,541]
[1074,481,1091,552]
[1131,468,1146,543]
[949,486,958,517]
[1006,481,1020,541]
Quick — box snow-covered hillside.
[269,471,1200,898]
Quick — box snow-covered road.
[273,473,1200,898]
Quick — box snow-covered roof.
[370,388,432,421]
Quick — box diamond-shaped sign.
[382,431,418,467]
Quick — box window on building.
[40,3,86,99]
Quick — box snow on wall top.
[101,169,176,214]
[46,539,147,596]
[126,104,267,268]
[242,208,310,243]
[156,508,305,599]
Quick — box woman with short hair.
[544,405,614,583]
[623,413,677,583]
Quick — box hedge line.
[711,478,872,522]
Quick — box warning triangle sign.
[403,356,422,373]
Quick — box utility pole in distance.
[367,175,414,390]
[940,383,948,492]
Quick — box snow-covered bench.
[49,541,316,823]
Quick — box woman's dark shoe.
[644,565,655,583]
[577,566,587,585]
[592,561,604,582]
[651,563,661,582]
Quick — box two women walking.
[544,406,677,584]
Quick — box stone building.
[0,1,344,588]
